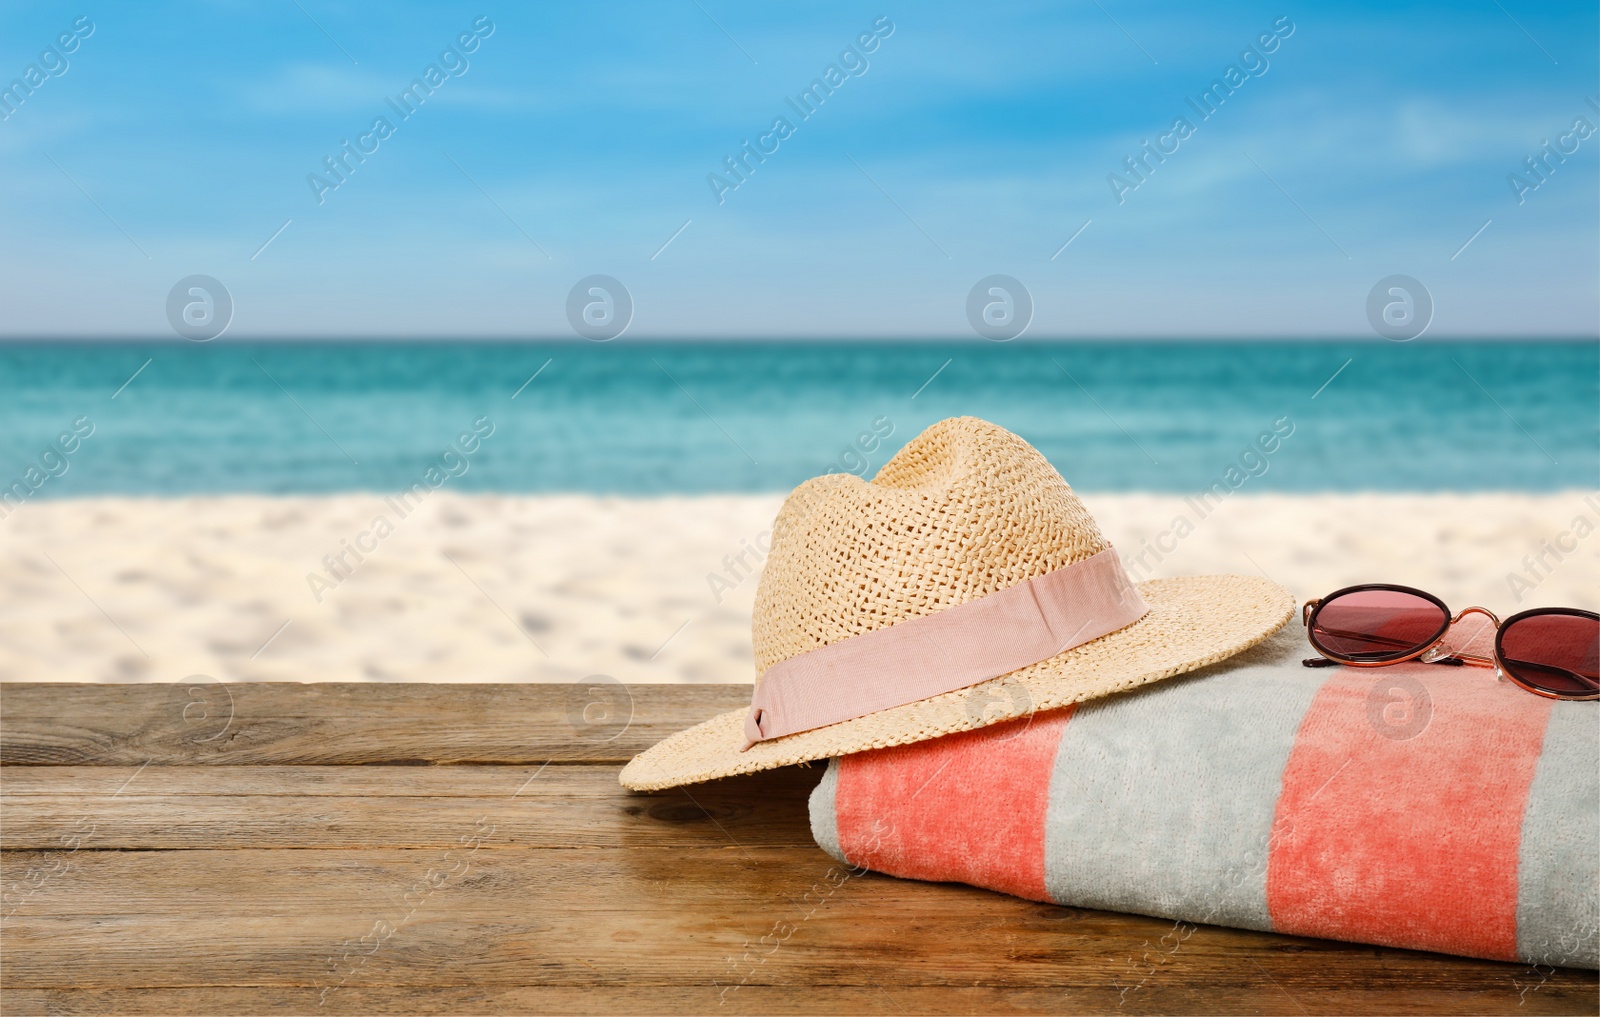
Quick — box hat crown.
[752,417,1110,677]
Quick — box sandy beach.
[0,491,1595,684]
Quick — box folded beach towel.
[808,624,1599,969]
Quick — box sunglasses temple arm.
[1309,626,1424,650]
[1301,656,1470,670]
[1502,657,1600,691]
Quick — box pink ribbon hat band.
[742,548,1149,749]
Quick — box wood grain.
[0,764,823,850]
[1,683,1594,1016]
[5,983,1595,1017]
[0,682,750,765]
[5,848,1593,1006]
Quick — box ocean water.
[0,339,1594,497]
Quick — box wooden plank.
[3,848,1592,1003]
[0,763,663,797]
[9,900,1585,1003]
[5,980,1597,1017]
[4,845,863,918]
[0,765,823,850]
[0,683,749,765]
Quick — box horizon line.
[2,334,1596,344]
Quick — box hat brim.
[620,574,1295,790]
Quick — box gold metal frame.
[1301,584,1598,701]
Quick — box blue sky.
[1,0,1596,338]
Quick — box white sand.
[0,491,1594,684]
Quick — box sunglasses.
[1300,584,1599,701]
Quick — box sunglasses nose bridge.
[1442,609,1502,664]
[1450,605,1502,628]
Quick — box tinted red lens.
[1499,612,1600,698]
[1311,588,1448,662]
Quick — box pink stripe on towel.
[1266,663,1551,960]
[835,710,1073,902]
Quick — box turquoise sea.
[0,340,1594,497]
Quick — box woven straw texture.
[620,417,1293,791]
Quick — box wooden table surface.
[2,682,1595,1016]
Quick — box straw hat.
[620,417,1293,791]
